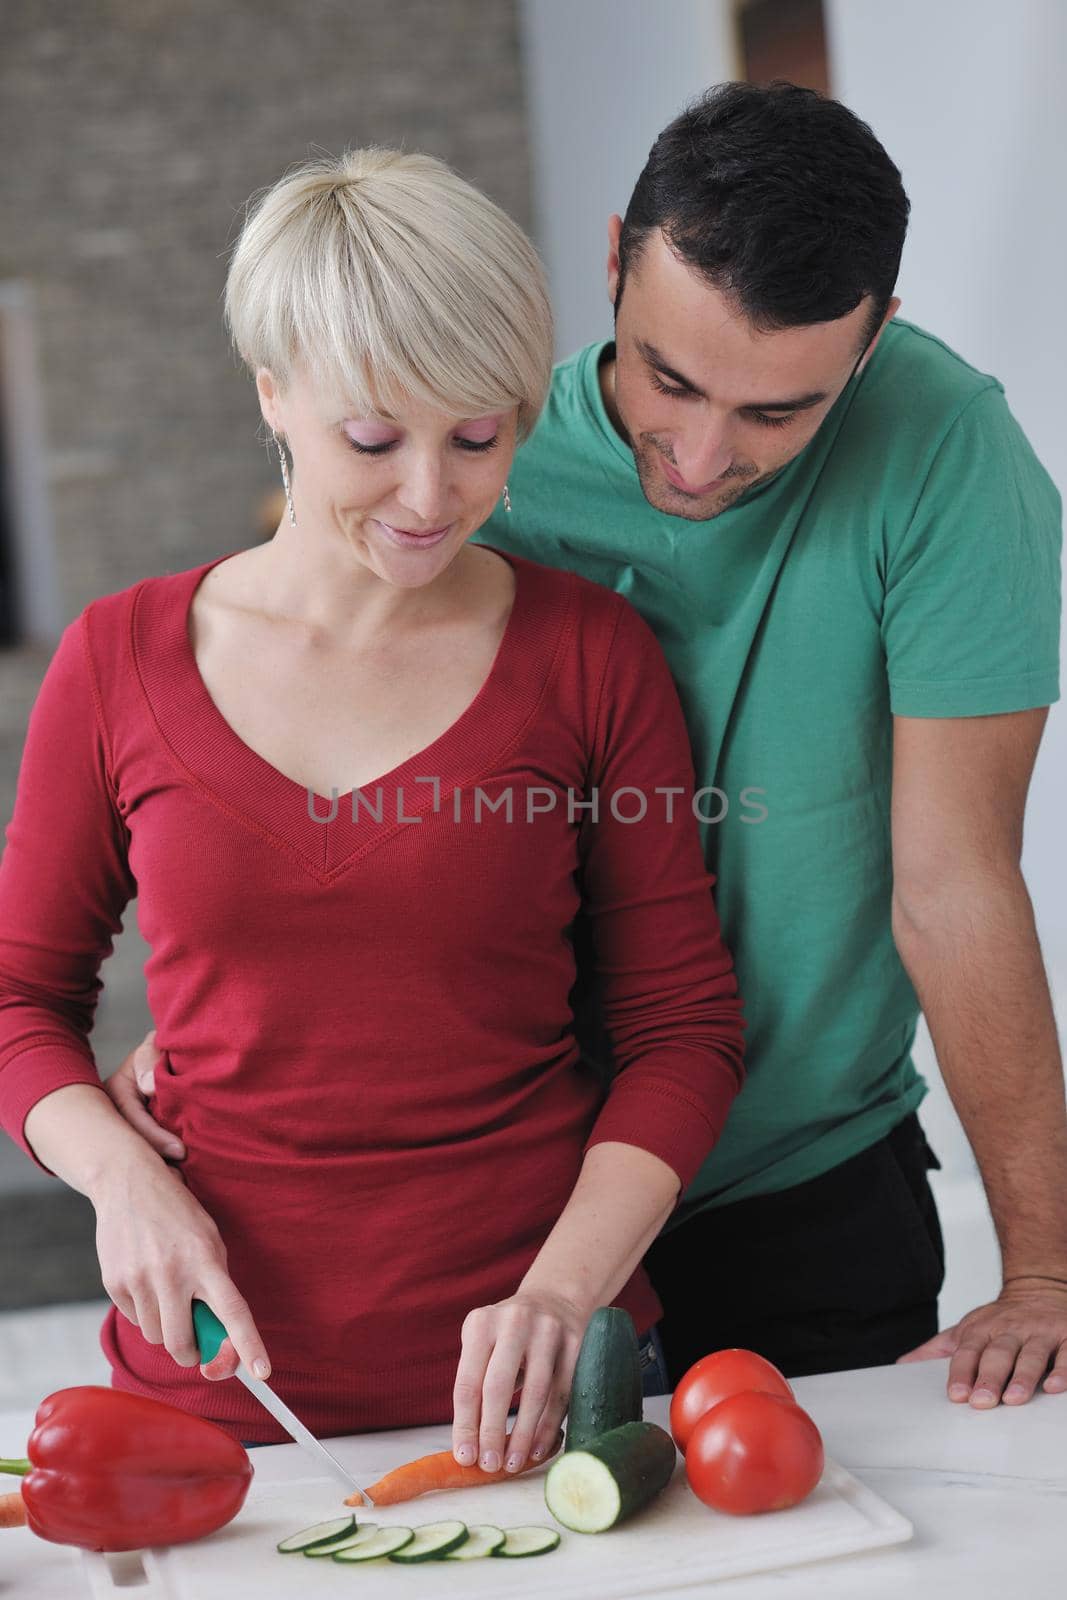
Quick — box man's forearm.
[894,871,1067,1282]
[518,1140,680,1317]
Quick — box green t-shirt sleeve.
[881,383,1062,717]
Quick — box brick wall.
[0,0,531,617]
[0,0,532,1279]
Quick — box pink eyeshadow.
[342,420,400,447]
[454,415,502,443]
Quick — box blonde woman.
[0,151,744,1474]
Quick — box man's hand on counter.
[897,1277,1067,1407]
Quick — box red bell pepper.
[0,1386,252,1551]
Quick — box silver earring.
[502,483,512,514]
[272,428,296,526]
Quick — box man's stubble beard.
[631,437,764,523]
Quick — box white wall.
[827,0,1067,969]
[828,0,1067,1318]
[518,0,737,359]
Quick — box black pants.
[643,1112,946,1386]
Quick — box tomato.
[685,1391,824,1515]
[669,1348,794,1452]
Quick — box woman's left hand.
[451,1290,589,1473]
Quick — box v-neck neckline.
[134,543,564,881]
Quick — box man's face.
[608,224,890,521]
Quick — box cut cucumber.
[441,1524,506,1560]
[305,1523,380,1556]
[277,1514,356,1552]
[333,1527,414,1561]
[388,1519,469,1562]
[493,1525,561,1557]
[546,1420,677,1532]
[565,1306,643,1451]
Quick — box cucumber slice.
[333,1527,414,1562]
[389,1520,469,1562]
[441,1524,506,1560]
[493,1525,561,1557]
[277,1514,356,1552]
[546,1420,677,1532]
[304,1523,380,1556]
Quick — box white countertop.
[2,1358,1064,1599]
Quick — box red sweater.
[0,547,744,1440]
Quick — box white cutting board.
[77,1406,912,1599]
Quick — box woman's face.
[257,363,518,589]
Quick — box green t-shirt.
[473,318,1062,1223]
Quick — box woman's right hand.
[100,1026,267,1381]
[103,1028,186,1162]
[91,1151,272,1382]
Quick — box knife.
[192,1300,372,1502]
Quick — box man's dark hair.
[617,81,910,351]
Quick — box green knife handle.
[192,1298,229,1364]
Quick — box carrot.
[0,1492,27,1528]
[343,1438,562,1507]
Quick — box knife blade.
[192,1299,372,1502]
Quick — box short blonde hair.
[224,148,554,441]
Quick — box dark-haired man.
[475,82,1066,1410]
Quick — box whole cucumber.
[565,1306,643,1451]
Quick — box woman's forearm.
[517,1140,680,1319]
[23,1082,166,1201]
[24,1081,272,1377]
